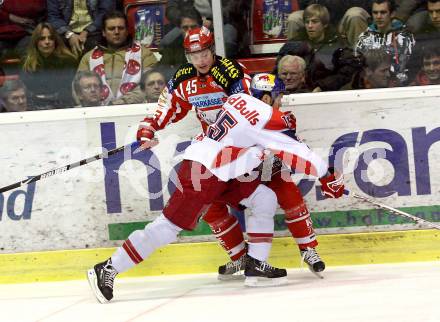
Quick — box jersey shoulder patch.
[210,57,244,91]
[171,63,197,89]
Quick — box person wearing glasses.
[0,79,28,112]
[73,71,104,107]
[276,55,310,95]
[140,69,166,103]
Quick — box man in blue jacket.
[47,0,114,57]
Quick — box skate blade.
[87,269,109,304]
[244,276,288,287]
[308,266,324,279]
[218,272,245,281]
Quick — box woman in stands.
[21,22,78,110]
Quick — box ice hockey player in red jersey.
[217,73,330,280]
[138,26,254,269]
[139,26,251,135]
[87,93,344,303]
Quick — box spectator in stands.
[77,11,158,106]
[0,0,46,58]
[412,43,440,85]
[165,0,246,57]
[393,1,435,35]
[166,0,212,29]
[140,69,166,103]
[299,4,348,70]
[0,79,28,112]
[221,0,252,57]
[355,0,416,84]
[280,4,366,92]
[276,39,364,92]
[427,0,440,30]
[21,22,77,110]
[276,55,309,94]
[413,0,440,43]
[405,1,440,78]
[287,1,370,47]
[343,49,392,89]
[159,7,202,79]
[47,0,115,58]
[73,71,104,107]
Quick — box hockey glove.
[136,117,159,149]
[282,111,296,130]
[319,168,344,198]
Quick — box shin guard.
[270,175,318,250]
[203,202,246,260]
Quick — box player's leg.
[202,202,247,280]
[211,176,264,280]
[87,160,226,303]
[269,171,325,275]
[239,184,287,286]
[87,213,182,303]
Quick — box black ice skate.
[244,255,288,287]
[300,247,325,279]
[87,258,118,303]
[218,254,247,281]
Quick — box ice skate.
[244,255,288,287]
[87,259,118,303]
[218,254,247,281]
[300,247,325,279]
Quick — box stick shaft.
[351,192,440,230]
[0,145,126,193]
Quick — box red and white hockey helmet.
[183,26,215,53]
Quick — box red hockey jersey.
[152,56,252,133]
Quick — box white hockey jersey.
[183,93,328,181]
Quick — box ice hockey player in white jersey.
[216,73,330,280]
[87,93,344,303]
[183,93,331,182]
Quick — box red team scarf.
[89,42,142,104]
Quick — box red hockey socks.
[203,203,246,260]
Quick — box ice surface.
[1,261,439,322]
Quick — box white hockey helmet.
[250,73,276,99]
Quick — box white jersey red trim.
[183,94,328,181]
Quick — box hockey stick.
[345,190,440,230]
[0,142,149,194]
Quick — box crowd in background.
[0,0,440,113]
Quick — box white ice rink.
[1,261,439,322]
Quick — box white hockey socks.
[111,214,182,273]
[240,185,277,261]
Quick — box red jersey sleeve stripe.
[212,146,250,168]
[274,151,318,177]
[155,86,191,129]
